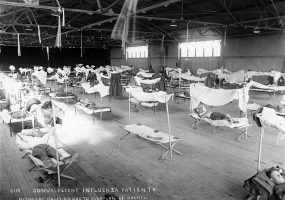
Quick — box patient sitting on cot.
[194,103,233,122]
[16,127,60,150]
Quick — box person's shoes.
[64,153,78,164]
[35,176,44,183]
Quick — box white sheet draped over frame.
[197,68,226,76]
[19,68,32,75]
[165,67,182,76]
[126,87,172,103]
[32,70,47,85]
[189,83,249,112]
[136,71,154,78]
[178,73,205,82]
[55,74,69,84]
[134,76,161,86]
[81,81,109,97]
[96,73,110,81]
[258,107,285,132]
[63,66,71,76]
[47,67,54,74]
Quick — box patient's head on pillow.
[276,105,285,113]
[194,103,207,115]
[269,169,285,184]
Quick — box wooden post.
[100,96,103,120]
[165,98,172,158]
[128,86,131,122]
[257,127,264,172]
[51,101,61,187]
[244,86,248,140]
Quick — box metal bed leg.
[160,141,182,160]
[10,120,12,137]
[120,132,131,140]
[28,165,37,172]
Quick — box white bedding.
[190,113,249,128]
[134,76,161,85]
[126,87,172,103]
[123,124,179,144]
[81,81,109,97]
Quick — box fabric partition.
[136,71,154,78]
[47,67,54,74]
[190,83,249,112]
[32,70,47,85]
[134,76,161,86]
[81,81,109,97]
[126,87,172,103]
[126,85,175,159]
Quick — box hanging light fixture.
[253,16,262,34]
[169,20,178,27]
[253,27,260,34]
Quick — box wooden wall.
[110,33,285,74]
[0,46,110,71]
[223,34,285,72]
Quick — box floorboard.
[0,83,285,200]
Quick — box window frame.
[180,40,221,58]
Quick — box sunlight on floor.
[58,105,115,146]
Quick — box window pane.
[126,46,148,58]
[188,42,195,57]
[195,41,204,57]
[213,40,221,57]
[204,41,213,57]
[179,43,186,57]
[144,49,147,57]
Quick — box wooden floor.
[1,84,285,200]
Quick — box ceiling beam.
[149,21,179,43]
[252,0,269,27]
[0,0,101,15]
[230,15,285,26]
[32,0,183,44]
[0,7,26,17]
[80,0,183,30]
[0,22,79,30]
[215,0,240,25]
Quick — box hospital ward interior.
[1,0,285,200]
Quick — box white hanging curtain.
[17,33,21,56]
[55,16,62,48]
[111,0,138,54]
[46,47,50,61]
[38,25,42,44]
[62,8,65,27]
[81,29,83,57]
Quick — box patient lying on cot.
[32,144,78,168]
[267,167,285,200]
[194,103,233,122]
